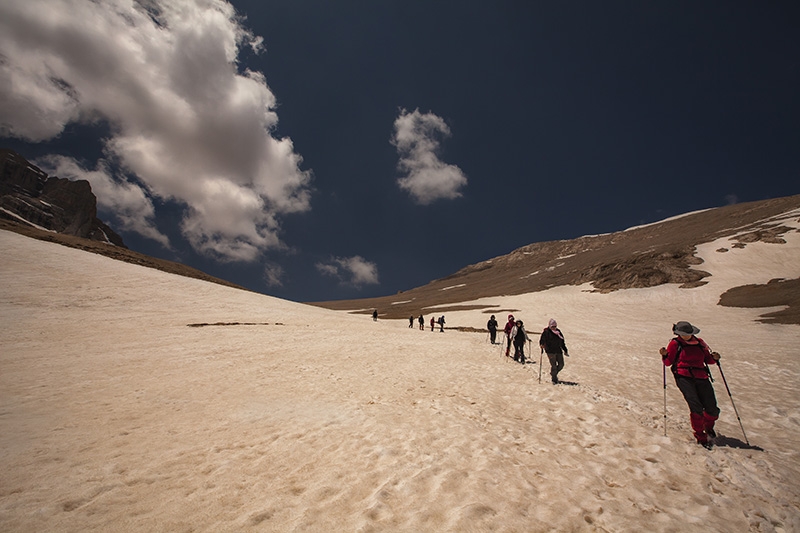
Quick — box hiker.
[503,314,516,357]
[659,321,721,449]
[409,316,414,328]
[430,316,435,331]
[418,315,425,330]
[487,315,499,344]
[372,310,378,321]
[438,315,446,332]
[539,318,568,384]
[510,319,530,364]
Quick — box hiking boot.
[700,441,713,450]
[706,428,717,439]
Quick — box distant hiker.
[438,315,446,332]
[510,319,530,364]
[418,315,425,330]
[409,316,414,328]
[372,310,378,321]
[659,321,721,449]
[487,315,499,344]
[539,318,568,384]
[503,314,516,357]
[430,317,435,331]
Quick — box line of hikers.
[487,314,725,449]
[402,314,446,332]
[382,309,725,449]
[487,314,569,385]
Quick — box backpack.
[669,338,713,381]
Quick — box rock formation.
[0,149,125,247]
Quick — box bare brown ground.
[718,278,800,325]
[313,195,800,322]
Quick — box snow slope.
[0,226,798,532]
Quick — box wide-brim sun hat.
[673,321,700,336]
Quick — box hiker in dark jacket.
[659,321,721,449]
[509,320,530,364]
[418,315,425,330]
[487,315,499,344]
[539,318,568,384]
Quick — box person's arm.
[700,339,721,364]
[659,340,677,366]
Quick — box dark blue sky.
[2,1,798,301]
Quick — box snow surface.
[1,226,799,532]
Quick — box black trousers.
[675,375,720,416]
[513,340,526,362]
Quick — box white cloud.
[0,0,311,262]
[391,108,467,205]
[316,256,379,287]
[263,261,285,288]
[36,154,170,248]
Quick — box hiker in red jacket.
[659,321,721,449]
[503,314,515,357]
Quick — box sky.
[1,0,798,302]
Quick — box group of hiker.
[487,314,724,449]
[400,313,446,332]
[487,314,569,384]
[380,308,726,449]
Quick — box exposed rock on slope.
[0,148,124,246]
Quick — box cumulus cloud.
[263,261,285,288]
[391,108,467,205]
[316,256,379,287]
[0,0,311,262]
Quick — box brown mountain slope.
[311,195,800,323]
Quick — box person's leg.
[676,376,708,444]
[547,353,558,382]
[696,379,720,436]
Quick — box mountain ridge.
[311,194,800,323]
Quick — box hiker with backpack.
[503,314,516,357]
[487,315,499,344]
[509,319,530,364]
[539,318,569,384]
[659,321,721,449]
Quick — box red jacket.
[663,336,717,379]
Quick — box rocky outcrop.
[0,149,125,247]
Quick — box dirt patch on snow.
[718,278,800,325]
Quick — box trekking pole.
[662,363,668,437]
[538,348,543,383]
[715,361,750,446]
